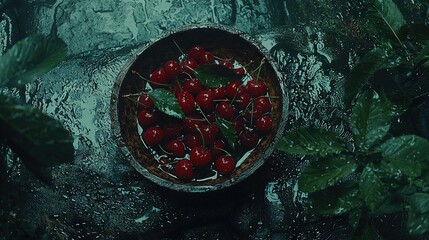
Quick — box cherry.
[254,115,273,133]
[220,60,233,69]
[226,81,244,99]
[215,155,235,175]
[143,126,164,147]
[166,140,186,158]
[239,130,259,149]
[235,92,252,109]
[200,124,219,146]
[168,81,182,96]
[212,140,226,158]
[205,113,216,123]
[185,133,202,148]
[188,45,205,62]
[183,115,205,133]
[181,58,199,75]
[183,78,204,96]
[150,67,168,88]
[175,160,193,180]
[254,97,271,113]
[138,94,154,109]
[190,146,212,167]
[212,87,226,100]
[163,123,183,140]
[216,102,236,120]
[196,89,215,112]
[232,117,244,134]
[246,80,267,97]
[201,51,215,64]
[176,90,195,115]
[138,109,158,126]
[244,104,264,121]
[233,67,245,75]
[164,60,181,79]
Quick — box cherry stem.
[248,58,265,83]
[158,160,180,167]
[183,71,194,79]
[185,116,206,121]
[173,40,185,55]
[158,144,172,155]
[124,96,153,109]
[176,78,183,91]
[250,101,255,126]
[132,70,171,87]
[213,99,241,102]
[241,60,255,70]
[195,103,211,123]
[213,147,232,156]
[214,55,233,62]
[230,84,245,103]
[122,92,146,98]
[195,127,205,151]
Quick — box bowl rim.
[110,23,289,192]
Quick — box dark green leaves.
[0,35,67,88]
[409,193,429,214]
[375,135,429,178]
[276,128,347,156]
[370,0,406,46]
[148,88,185,119]
[299,155,357,193]
[216,117,238,150]
[359,165,387,213]
[194,64,242,88]
[351,90,394,152]
[0,95,74,181]
[407,195,429,235]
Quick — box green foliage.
[147,88,185,119]
[194,64,243,88]
[0,35,72,182]
[215,117,238,150]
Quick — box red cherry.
[164,60,181,79]
[196,89,215,112]
[185,133,202,148]
[233,67,245,75]
[215,155,235,175]
[212,140,226,158]
[205,113,216,123]
[226,81,244,99]
[212,87,226,100]
[255,115,273,133]
[181,58,199,75]
[138,109,158,126]
[143,126,164,147]
[176,90,195,115]
[183,78,204,96]
[150,67,168,88]
[239,130,259,149]
[201,51,215,64]
[232,117,244,134]
[244,104,264,121]
[188,45,205,62]
[235,92,252,109]
[216,102,236,120]
[246,80,268,97]
[138,94,154,109]
[163,123,183,140]
[220,61,233,69]
[175,160,193,180]
[200,124,219,146]
[166,140,186,158]
[190,146,212,167]
[254,97,271,113]
[183,116,205,133]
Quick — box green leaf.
[309,182,362,216]
[194,64,243,88]
[407,207,429,235]
[349,209,361,229]
[351,90,394,152]
[215,117,238,150]
[299,155,357,193]
[400,23,429,42]
[148,88,185,119]
[370,0,407,46]
[276,128,348,156]
[0,94,74,181]
[375,135,429,178]
[359,165,387,213]
[0,35,68,88]
[344,45,400,106]
[409,193,429,214]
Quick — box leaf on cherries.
[148,88,185,119]
[194,64,243,88]
[216,117,238,150]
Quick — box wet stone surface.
[1,0,428,239]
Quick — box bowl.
[110,24,288,192]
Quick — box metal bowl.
[110,24,288,192]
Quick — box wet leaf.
[359,165,387,213]
[148,88,185,119]
[276,128,348,156]
[194,64,243,88]
[351,90,394,152]
[309,182,362,216]
[409,193,429,214]
[375,135,429,178]
[407,207,429,235]
[0,35,67,88]
[0,94,74,181]
[215,117,238,150]
[299,155,357,193]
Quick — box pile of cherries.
[136,45,273,181]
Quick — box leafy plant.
[277,89,429,237]
[0,35,73,182]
